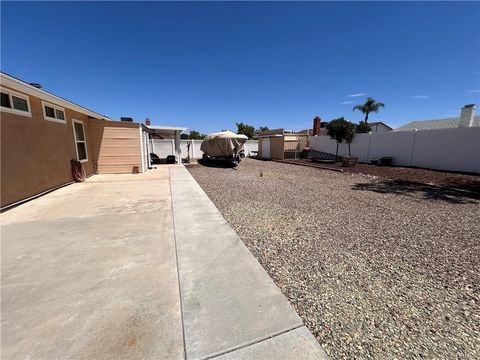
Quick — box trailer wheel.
[202,153,208,161]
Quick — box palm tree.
[353,97,385,123]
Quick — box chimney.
[312,116,321,136]
[458,104,475,128]
[145,118,151,126]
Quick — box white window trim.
[42,100,66,124]
[0,88,32,117]
[72,119,88,163]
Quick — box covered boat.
[200,131,248,166]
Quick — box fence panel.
[151,139,259,159]
[411,127,480,173]
[368,131,415,166]
[309,127,480,173]
[151,139,174,158]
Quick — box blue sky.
[2,1,479,133]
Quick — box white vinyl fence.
[151,139,258,159]
[309,127,480,173]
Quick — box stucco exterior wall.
[1,86,96,208]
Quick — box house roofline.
[369,121,393,130]
[0,72,109,121]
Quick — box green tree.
[326,117,356,157]
[255,126,269,135]
[188,130,205,140]
[356,121,371,134]
[236,122,255,139]
[353,97,385,123]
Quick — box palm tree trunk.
[348,142,351,157]
[336,143,339,157]
[365,112,369,123]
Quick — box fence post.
[366,133,372,162]
[407,129,417,167]
[191,139,195,158]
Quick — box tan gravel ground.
[186,158,480,359]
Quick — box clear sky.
[2,1,479,133]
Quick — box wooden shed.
[257,129,309,160]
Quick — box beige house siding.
[1,86,96,208]
[87,118,142,174]
[270,137,284,160]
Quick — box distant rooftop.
[394,116,480,131]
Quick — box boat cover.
[200,131,248,157]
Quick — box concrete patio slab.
[1,165,327,360]
[170,167,325,360]
[1,168,184,360]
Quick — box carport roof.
[146,125,187,136]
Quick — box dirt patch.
[279,159,480,193]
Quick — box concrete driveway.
[1,167,326,359]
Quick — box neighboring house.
[394,104,479,131]
[368,121,392,132]
[258,129,308,160]
[317,121,391,135]
[0,72,183,209]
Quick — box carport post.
[175,130,181,165]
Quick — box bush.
[356,121,371,134]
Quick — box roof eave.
[0,72,109,121]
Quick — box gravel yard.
[279,159,480,193]
[186,158,480,359]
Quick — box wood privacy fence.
[151,139,259,159]
[309,127,480,173]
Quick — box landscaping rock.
[187,159,480,359]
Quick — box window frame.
[72,119,88,163]
[0,88,32,117]
[42,100,66,124]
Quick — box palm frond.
[352,104,365,113]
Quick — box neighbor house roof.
[394,116,480,131]
[368,121,393,130]
[0,72,109,120]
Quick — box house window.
[72,120,88,162]
[42,101,66,123]
[0,89,32,117]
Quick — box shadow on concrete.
[352,180,480,204]
[197,159,239,169]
